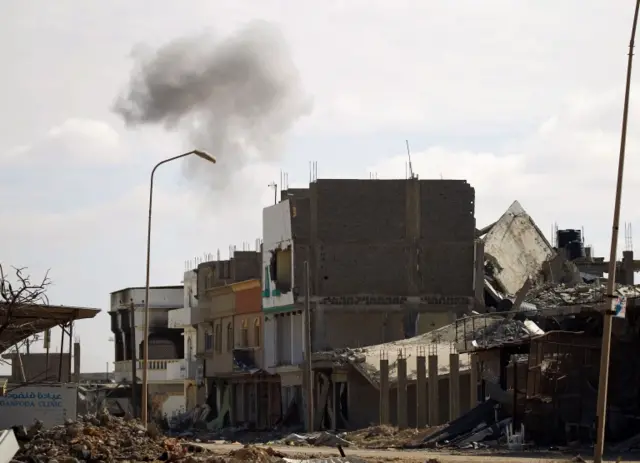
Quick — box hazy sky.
[2,1,640,373]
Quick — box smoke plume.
[113,21,312,189]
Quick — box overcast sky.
[2,1,640,373]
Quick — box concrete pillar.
[449,353,460,421]
[405,179,421,296]
[473,240,485,310]
[332,381,339,430]
[73,342,81,383]
[267,382,272,428]
[470,354,479,408]
[397,356,408,429]
[229,383,236,426]
[379,358,390,424]
[416,355,427,428]
[239,382,246,422]
[623,250,635,285]
[253,382,259,425]
[428,354,439,426]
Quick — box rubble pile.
[525,283,607,307]
[12,410,211,462]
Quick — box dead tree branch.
[0,264,52,341]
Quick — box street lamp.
[141,149,216,427]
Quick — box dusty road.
[198,441,604,462]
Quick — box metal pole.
[594,2,640,461]
[130,300,138,418]
[58,325,65,382]
[68,321,73,383]
[303,260,314,431]
[142,149,216,427]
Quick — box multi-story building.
[109,285,186,419]
[167,270,200,411]
[193,251,278,428]
[262,178,478,426]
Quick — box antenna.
[217,249,220,261]
[405,140,416,179]
[314,161,318,181]
[268,181,277,204]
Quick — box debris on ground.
[342,425,440,449]
[12,409,211,462]
[278,431,352,447]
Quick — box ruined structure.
[262,178,479,427]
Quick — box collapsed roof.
[0,304,100,354]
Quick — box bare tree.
[0,264,51,341]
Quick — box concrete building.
[109,286,186,419]
[194,251,278,428]
[1,351,79,383]
[167,270,200,411]
[262,178,478,427]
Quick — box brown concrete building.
[262,178,479,428]
[196,278,279,428]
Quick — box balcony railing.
[113,359,185,382]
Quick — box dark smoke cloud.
[113,21,312,189]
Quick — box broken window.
[269,246,292,293]
[215,323,222,353]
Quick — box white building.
[109,285,186,419]
[167,270,203,411]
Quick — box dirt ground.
[199,441,618,463]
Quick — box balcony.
[168,307,198,328]
[113,359,185,383]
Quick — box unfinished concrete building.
[554,228,640,285]
[262,178,479,428]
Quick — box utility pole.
[130,300,139,418]
[303,261,314,431]
[594,1,640,461]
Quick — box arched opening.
[241,319,249,348]
[226,322,233,351]
[254,318,261,348]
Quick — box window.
[215,323,222,353]
[241,319,249,348]
[226,322,233,351]
[254,318,261,348]
[204,332,213,352]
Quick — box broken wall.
[484,201,555,295]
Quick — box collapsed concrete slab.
[483,201,555,295]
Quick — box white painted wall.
[110,287,184,312]
[162,395,186,418]
[0,384,77,428]
[262,201,295,309]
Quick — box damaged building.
[194,251,280,429]
[447,200,640,447]
[262,178,480,427]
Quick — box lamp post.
[593,2,640,462]
[141,149,216,427]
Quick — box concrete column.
[267,382,272,428]
[473,240,485,310]
[73,342,81,383]
[239,382,246,422]
[229,383,237,426]
[469,354,479,408]
[416,355,427,428]
[332,381,339,430]
[379,358,390,424]
[405,179,421,296]
[428,354,439,426]
[449,353,460,421]
[397,357,408,429]
[623,250,635,285]
[253,382,259,425]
